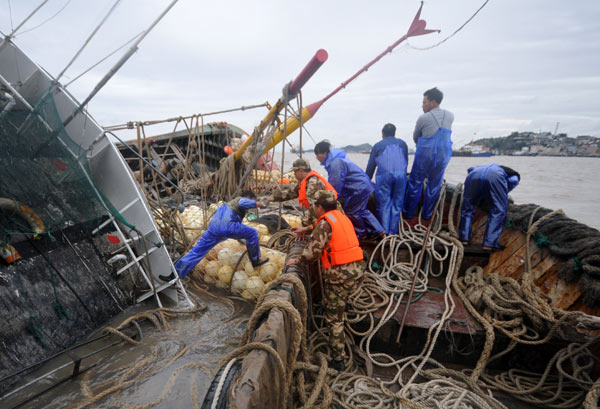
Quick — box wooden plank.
[170,144,187,163]
[533,264,559,296]
[470,211,488,243]
[552,277,586,310]
[530,253,558,282]
[483,229,525,276]
[497,247,527,279]
[484,236,546,280]
[568,297,600,316]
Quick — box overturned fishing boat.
[0,15,194,402]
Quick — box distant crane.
[554,122,560,135]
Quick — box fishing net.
[0,91,117,244]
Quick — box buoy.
[216,265,234,288]
[259,263,278,283]
[218,248,236,267]
[204,260,220,278]
[244,276,265,299]
[231,270,249,294]
[244,260,258,276]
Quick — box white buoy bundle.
[282,214,302,228]
[190,238,286,301]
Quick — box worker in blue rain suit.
[365,123,408,235]
[459,164,520,249]
[159,190,269,281]
[314,140,384,239]
[403,87,454,222]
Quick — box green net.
[0,90,110,244]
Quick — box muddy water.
[4,288,252,409]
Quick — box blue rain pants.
[372,143,407,234]
[403,127,453,220]
[376,172,406,235]
[458,164,517,248]
[174,204,260,279]
[322,149,383,238]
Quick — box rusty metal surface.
[373,284,482,335]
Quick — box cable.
[64,30,143,88]
[16,0,72,36]
[408,0,490,51]
[8,0,14,32]
[56,0,122,82]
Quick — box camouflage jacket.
[301,218,365,284]
[272,175,328,226]
[226,197,256,219]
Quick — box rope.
[407,0,491,51]
[584,376,600,409]
[211,358,238,409]
[505,202,600,307]
[446,205,600,408]
[267,229,296,252]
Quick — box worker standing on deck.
[314,141,384,240]
[159,191,269,281]
[403,87,454,223]
[270,158,339,229]
[459,164,520,249]
[366,123,409,235]
[287,191,365,371]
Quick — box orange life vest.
[298,171,337,210]
[317,210,364,269]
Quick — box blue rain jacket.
[321,149,383,238]
[366,136,408,234]
[403,127,453,220]
[174,199,260,278]
[458,164,520,248]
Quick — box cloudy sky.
[2,0,599,149]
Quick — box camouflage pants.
[322,261,363,361]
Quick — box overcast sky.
[2,0,599,149]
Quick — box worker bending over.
[314,140,384,239]
[159,191,269,281]
[459,164,520,249]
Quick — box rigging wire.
[64,30,144,88]
[407,0,490,51]
[302,124,317,145]
[16,0,72,36]
[7,0,14,32]
[56,0,122,82]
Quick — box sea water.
[282,153,600,230]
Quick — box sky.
[1,0,600,150]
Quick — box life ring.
[0,198,45,238]
[0,198,45,264]
[0,242,20,263]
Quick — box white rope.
[211,357,238,409]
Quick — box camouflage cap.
[291,158,311,172]
[314,190,337,204]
